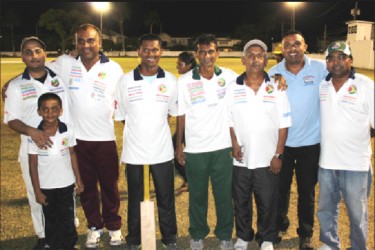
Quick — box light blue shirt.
[268,55,328,147]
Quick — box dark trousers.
[232,166,279,244]
[125,161,177,245]
[41,184,77,249]
[75,140,121,230]
[277,144,320,238]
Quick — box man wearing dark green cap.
[317,41,374,250]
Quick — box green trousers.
[185,147,234,240]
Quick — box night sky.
[1,1,374,50]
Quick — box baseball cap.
[325,41,351,57]
[20,36,46,51]
[243,39,268,55]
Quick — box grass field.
[0,57,374,249]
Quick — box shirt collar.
[37,119,67,133]
[22,67,57,80]
[133,65,166,81]
[236,71,271,85]
[192,65,223,80]
[76,51,110,63]
[325,67,356,81]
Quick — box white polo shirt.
[47,53,123,141]
[319,70,374,172]
[28,121,76,189]
[4,67,70,157]
[178,65,238,153]
[115,67,178,165]
[228,72,292,169]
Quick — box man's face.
[138,40,162,68]
[326,51,352,78]
[196,43,218,68]
[242,45,267,74]
[21,40,46,71]
[281,34,307,66]
[75,27,101,61]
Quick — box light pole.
[287,2,301,30]
[92,2,110,33]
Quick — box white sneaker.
[190,239,204,250]
[261,241,274,250]
[234,237,248,250]
[85,228,103,248]
[317,244,333,250]
[109,229,123,246]
[74,217,79,227]
[220,239,234,250]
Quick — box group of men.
[3,23,373,250]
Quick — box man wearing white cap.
[228,39,291,250]
[317,41,374,250]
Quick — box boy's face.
[37,99,62,123]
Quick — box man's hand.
[272,74,287,91]
[232,144,244,163]
[76,181,84,195]
[269,157,282,174]
[35,191,48,206]
[175,144,186,166]
[30,128,53,149]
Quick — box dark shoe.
[33,238,46,250]
[124,244,140,250]
[299,237,313,250]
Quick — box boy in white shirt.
[29,93,84,249]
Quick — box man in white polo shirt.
[228,39,291,250]
[3,36,70,250]
[47,24,123,248]
[115,33,178,250]
[175,34,238,250]
[317,41,374,250]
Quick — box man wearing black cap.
[228,39,291,250]
[3,36,70,249]
[317,41,374,250]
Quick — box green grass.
[1,57,374,249]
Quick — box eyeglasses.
[282,41,303,50]
[244,52,266,60]
[326,54,349,62]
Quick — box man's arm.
[175,115,186,166]
[230,127,243,162]
[29,154,47,205]
[270,127,288,174]
[8,120,52,149]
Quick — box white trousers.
[19,153,45,238]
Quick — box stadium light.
[92,2,110,33]
[286,2,302,30]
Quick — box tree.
[144,10,161,34]
[2,9,21,53]
[38,9,92,51]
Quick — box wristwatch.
[274,153,284,160]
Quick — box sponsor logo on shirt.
[51,79,60,87]
[348,85,357,94]
[128,85,143,102]
[265,84,274,94]
[62,138,68,147]
[187,81,206,105]
[91,81,106,101]
[98,71,107,80]
[303,75,315,86]
[159,83,167,93]
[21,83,37,100]
[218,78,226,87]
[320,84,329,102]
[233,88,247,104]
